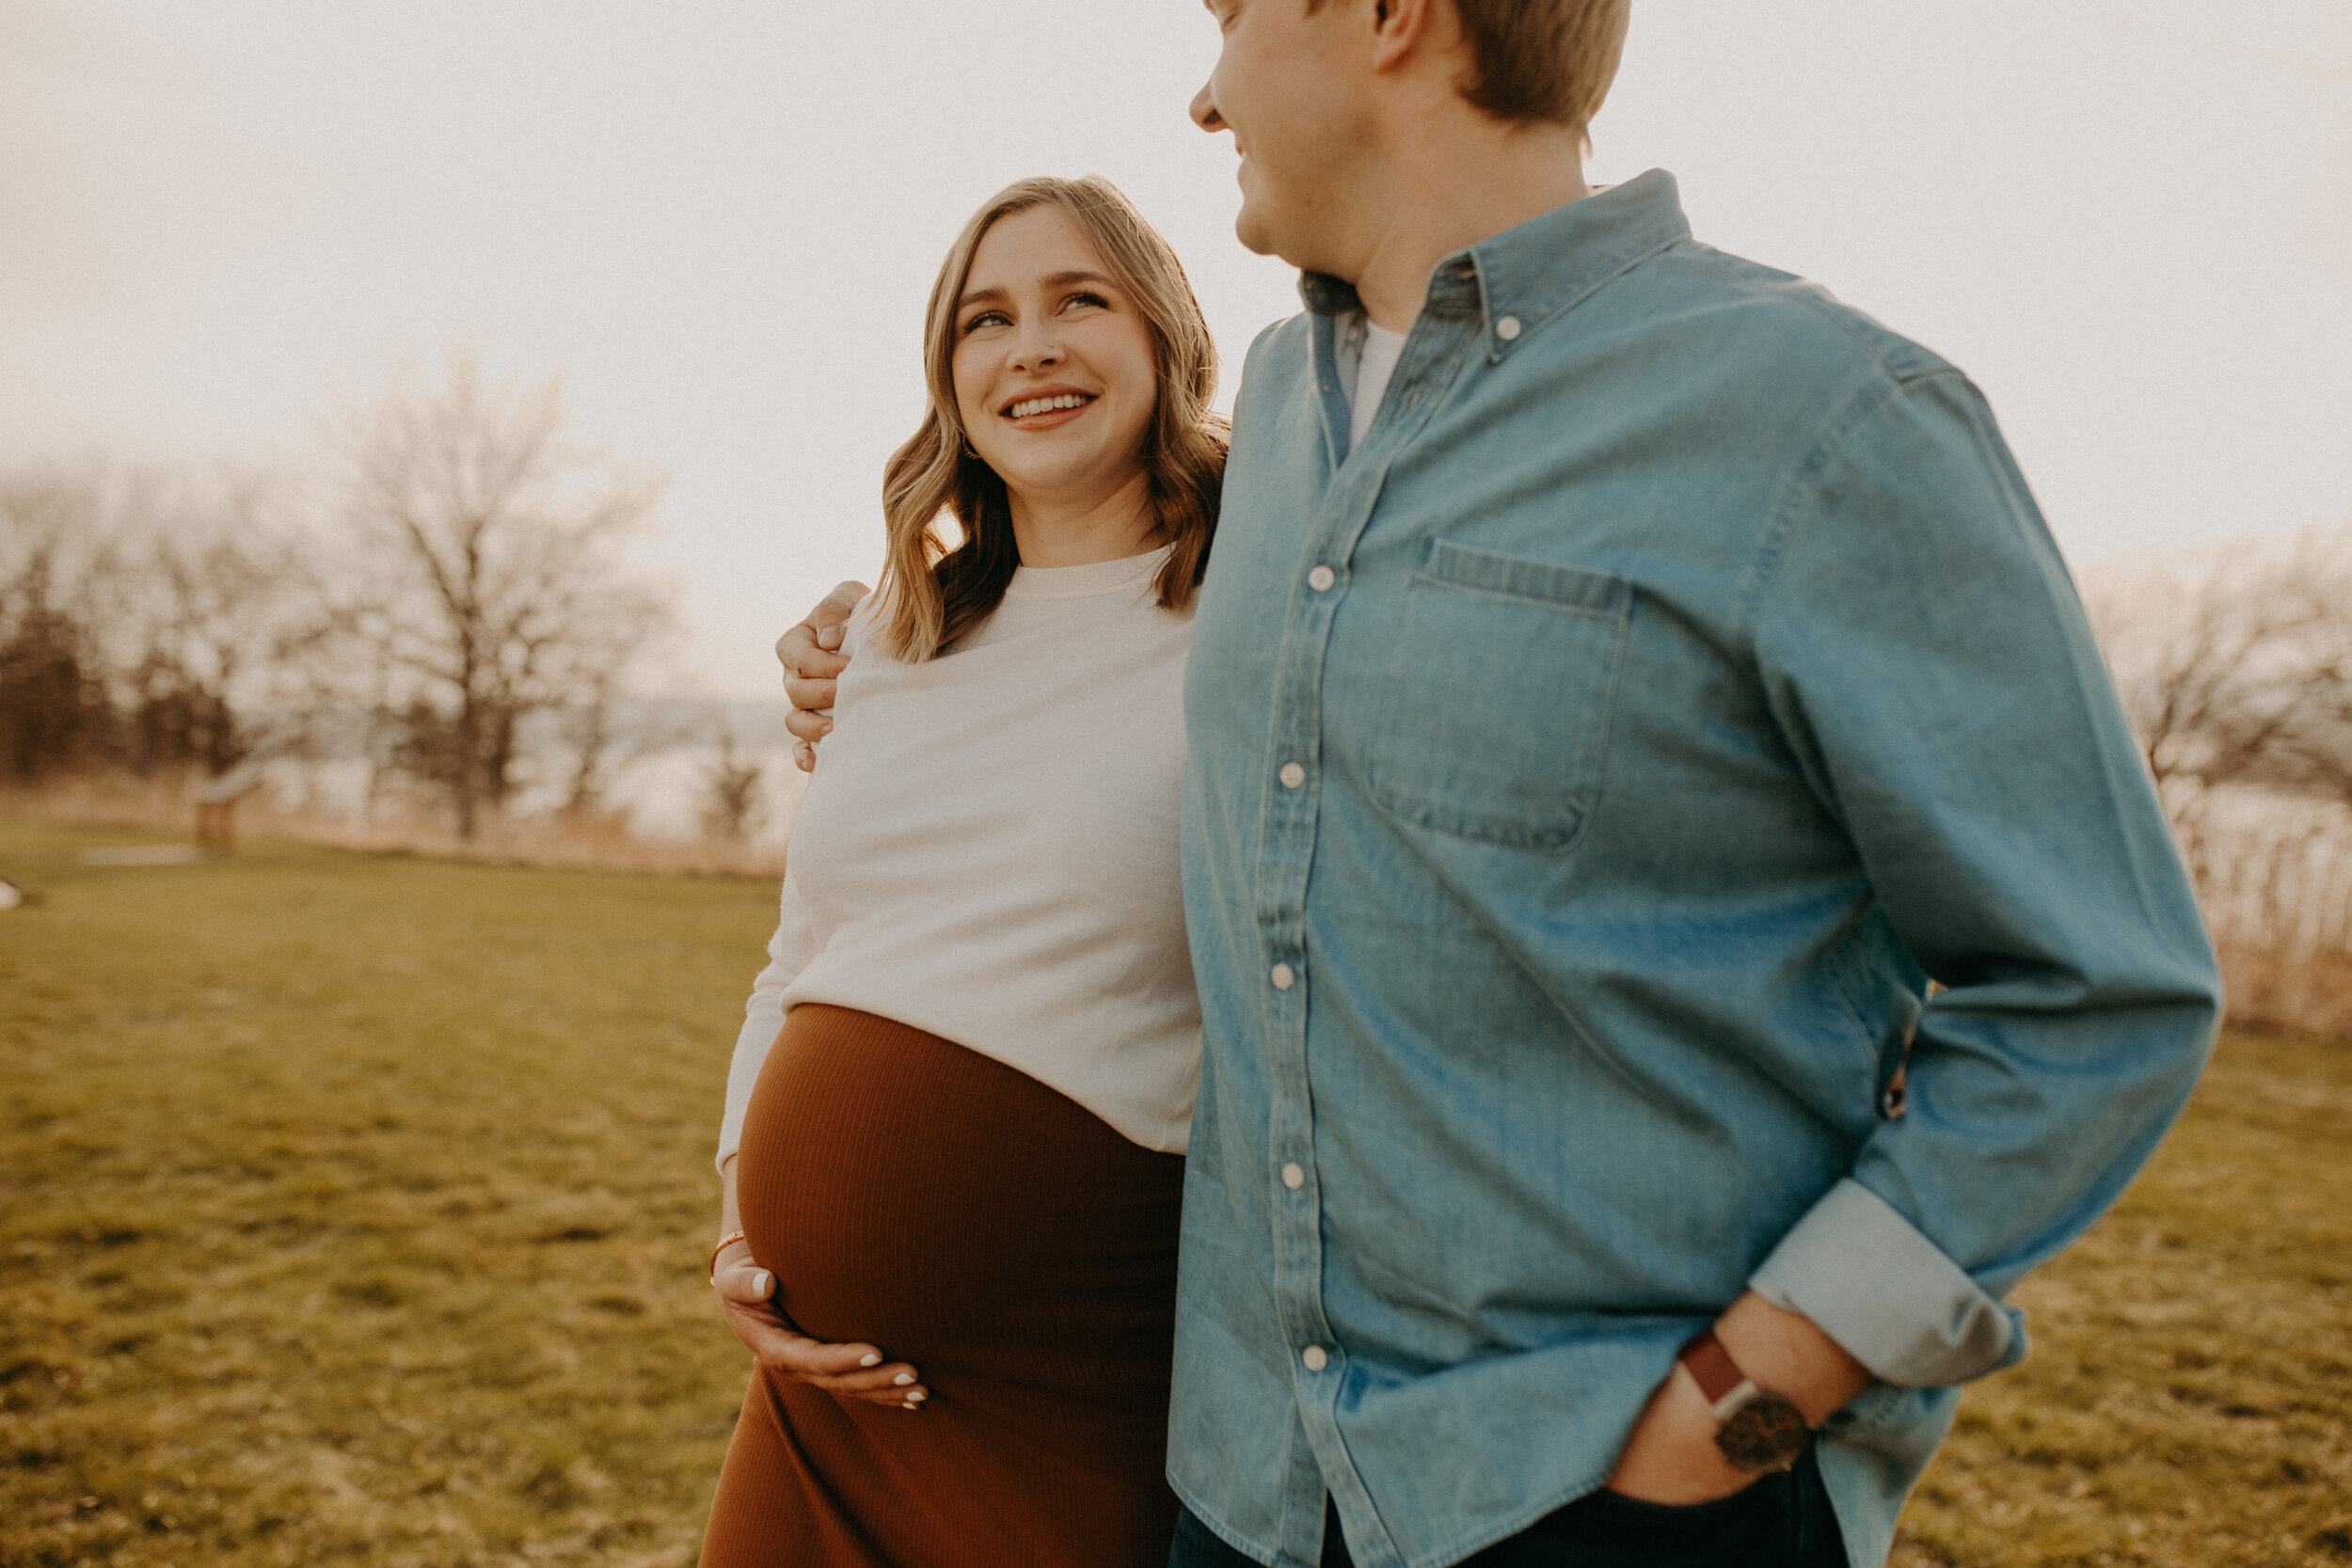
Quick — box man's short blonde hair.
[1454,0,1629,133]
[1316,0,1630,135]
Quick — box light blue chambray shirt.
[1168,170,2220,1568]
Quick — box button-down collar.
[1295,168,1692,363]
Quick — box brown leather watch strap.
[1677,1328,1750,1406]
[1679,1326,1816,1474]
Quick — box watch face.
[1715,1393,1811,1475]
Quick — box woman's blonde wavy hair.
[873,175,1229,661]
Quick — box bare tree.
[555,680,622,820]
[0,474,117,781]
[2255,530,2352,808]
[699,724,767,844]
[2265,673,2352,812]
[109,472,325,784]
[333,360,675,839]
[2086,523,2352,961]
[2086,526,2352,814]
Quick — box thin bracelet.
[709,1230,750,1280]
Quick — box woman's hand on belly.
[713,1246,930,1410]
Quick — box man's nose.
[1190,79,1224,132]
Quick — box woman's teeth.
[1007,394,1093,420]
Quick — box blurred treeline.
[2085,528,2352,1036]
[6,361,2351,1030]
[0,362,675,842]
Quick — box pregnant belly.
[734,1005,1184,1406]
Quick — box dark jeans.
[1168,1445,1846,1568]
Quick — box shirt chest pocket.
[1362,540,1631,853]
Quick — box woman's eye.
[963,310,1011,334]
[1064,292,1109,312]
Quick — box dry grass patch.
[1891,1031,2352,1567]
[0,820,772,1567]
[3,818,2348,1566]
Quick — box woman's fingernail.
[902,1401,918,1410]
[752,1271,772,1296]
[819,719,833,735]
[906,1389,927,1403]
[893,1372,915,1386]
[859,1353,881,1368]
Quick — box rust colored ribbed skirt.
[700,1005,1187,1568]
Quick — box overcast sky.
[5,0,2348,695]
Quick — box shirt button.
[1281,1162,1305,1190]
[1307,564,1337,593]
[1279,762,1306,789]
[1270,963,1295,990]
[1301,1345,1329,1372]
[1496,314,1522,341]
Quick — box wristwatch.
[1677,1329,1813,1474]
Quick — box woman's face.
[951,205,1158,511]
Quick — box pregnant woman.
[698,174,1226,1567]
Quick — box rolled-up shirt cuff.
[1749,1177,2021,1386]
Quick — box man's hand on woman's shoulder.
[777,580,869,771]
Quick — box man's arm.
[776,580,868,770]
[1752,369,2217,1375]
[1743,369,2217,1371]
[1615,368,2217,1502]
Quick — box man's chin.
[1232,205,1280,260]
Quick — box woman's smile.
[1001,388,1100,428]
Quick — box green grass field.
[2,819,2347,1568]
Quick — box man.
[779,3,2220,1564]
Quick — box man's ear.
[1369,0,1440,75]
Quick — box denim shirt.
[1168,171,2220,1568]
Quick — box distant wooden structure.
[190,763,265,852]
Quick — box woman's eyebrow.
[959,271,1116,312]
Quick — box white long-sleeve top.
[716,546,1200,1168]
